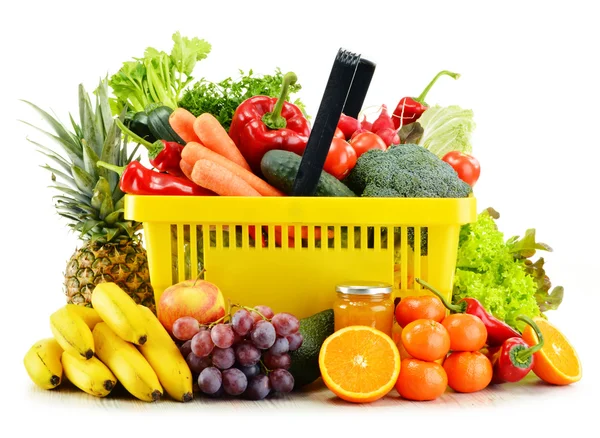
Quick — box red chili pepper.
[416,278,521,347]
[116,119,185,177]
[391,70,460,129]
[228,72,310,174]
[489,315,544,383]
[98,161,212,196]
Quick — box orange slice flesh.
[521,316,582,385]
[319,325,401,403]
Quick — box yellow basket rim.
[124,195,477,226]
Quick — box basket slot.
[256,224,264,249]
[400,226,408,291]
[241,225,249,249]
[339,226,348,249]
[190,225,199,279]
[414,226,422,291]
[176,224,187,283]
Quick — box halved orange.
[319,325,401,403]
[521,316,582,385]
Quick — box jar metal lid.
[335,282,393,296]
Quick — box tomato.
[323,138,357,180]
[334,127,345,139]
[349,131,387,158]
[442,151,481,187]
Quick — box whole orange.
[395,296,446,328]
[442,314,487,352]
[443,351,492,393]
[395,358,448,401]
[401,319,450,362]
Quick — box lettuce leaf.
[453,208,562,330]
[417,105,475,158]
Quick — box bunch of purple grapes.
[172,305,303,400]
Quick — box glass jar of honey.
[333,282,394,337]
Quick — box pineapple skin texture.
[65,241,155,314]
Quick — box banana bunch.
[23,282,193,403]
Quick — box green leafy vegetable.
[453,208,563,330]
[178,68,306,132]
[109,32,211,115]
[417,105,475,158]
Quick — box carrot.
[191,159,261,197]
[182,142,283,197]
[193,113,251,171]
[179,159,194,180]
[272,226,335,247]
[169,108,201,143]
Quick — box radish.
[371,104,394,133]
[337,113,360,139]
[376,127,401,146]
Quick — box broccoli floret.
[344,144,472,198]
[343,144,472,254]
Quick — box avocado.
[289,309,334,389]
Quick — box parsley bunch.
[179,68,306,132]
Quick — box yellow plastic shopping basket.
[125,196,476,319]
[124,48,477,318]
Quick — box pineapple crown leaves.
[21,77,143,244]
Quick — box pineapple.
[23,78,155,312]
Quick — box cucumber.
[147,106,185,145]
[260,150,356,197]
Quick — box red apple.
[157,279,226,334]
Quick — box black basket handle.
[291,49,376,196]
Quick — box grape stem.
[229,303,271,321]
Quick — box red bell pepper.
[228,72,310,174]
[416,278,522,347]
[116,119,185,177]
[391,70,460,129]
[98,161,213,196]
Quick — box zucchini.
[147,106,185,144]
[260,150,356,197]
[128,111,157,143]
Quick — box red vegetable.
[442,151,481,187]
[371,104,395,133]
[116,118,185,177]
[333,127,346,139]
[391,70,460,129]
[323,138,357,180]
[228,72,310,174]
[98,161,212,196]
[375,127,400,147]
[489,315,545,384]
[416,278,521,347]
[337,113,360,139]
[360,115,373,131]
[349,131,387,158]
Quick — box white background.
[1,0,599,436]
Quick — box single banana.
[50,305,94,359]
[65,304,103,330]
[91,282,148,345]
[23,338,63,390]
[61,352,117,397]
[93,322,162,402]
[137,305,193,402]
